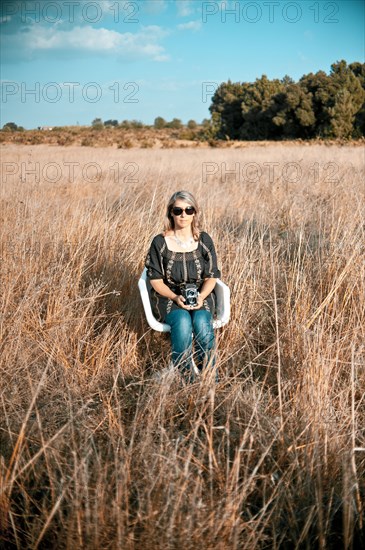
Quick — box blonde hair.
[163,190,201,240]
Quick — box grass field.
[1,143,364,548]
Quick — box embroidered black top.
[145,231,221,322]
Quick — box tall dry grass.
[0,144,364,549]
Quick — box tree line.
[209,61,365,140]
[91,117,205,130]
[4,61,364,141]
[2,118,208,132]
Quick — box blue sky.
[1,0,364,129]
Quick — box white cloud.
[177,20,202,32]
[176,1,195,17]
[1,24,170,62]
[141,0,167,14]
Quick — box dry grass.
[2,127,364,149]
[0,127,206,149]
[0,143,364,549]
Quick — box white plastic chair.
[138,268,230,332]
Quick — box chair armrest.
[138,269,171,332]
[213,279,230,328]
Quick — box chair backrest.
[138,268,230,332]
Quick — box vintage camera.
[181,283,199,307]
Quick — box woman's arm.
[150,279,178,301]
[149,279,188,309]
[199,277,217,301]
[192,277,217,309]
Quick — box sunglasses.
[171,206,195,216]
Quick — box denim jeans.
[165,308,217,381]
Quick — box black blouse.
[145,231,221,322]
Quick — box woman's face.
[171,199,195,231]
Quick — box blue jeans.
[165,309,217,381]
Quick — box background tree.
[120,120,131,129]
[209,80,246,139]
[349,61,365,136]
[2,122,19,131]
[281,75,295,87]
[271,83,315,138]
[299,61,364,138]
[129,120,144,129]
[154,116,166,129]
[168,118,183,129]
[208,61,364,141]
[239,75,284,140]
[91,118,104,130]
[104,119,118,127]
[327,61,365,138]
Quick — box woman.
[145,190,221,382]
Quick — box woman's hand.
[174,295,186,308]
[187,279,217,310]
[189,293,204,310]
[150,278,216,311]
[175,293,204,310]
[174,295,195,310]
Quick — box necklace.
[174,232,194,249]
